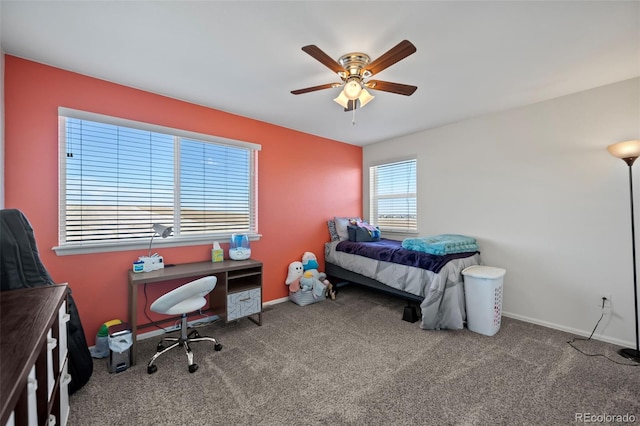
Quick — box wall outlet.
[599,293,612,311]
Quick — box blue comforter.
[401,234,479,256]
[335,238,478,273]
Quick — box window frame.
[368,156,418,234]
[55,107,261,256]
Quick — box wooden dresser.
[1,285,70,426]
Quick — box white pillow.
[334,216,361,241]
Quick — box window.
[57,108,260,254]
[369,157,417,233]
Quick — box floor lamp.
[607,139,640,363]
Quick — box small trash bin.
[107,322,132,373]
[462,265,506,336]
[90,319,122,359]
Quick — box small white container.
[462,265,506,336]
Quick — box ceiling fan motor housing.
[337,53,372,81]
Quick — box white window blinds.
[179,138,254,235]
[58,108,259,251]
[369,158,417,233]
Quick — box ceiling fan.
[291,40,417,112]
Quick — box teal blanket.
[402,234,479,256]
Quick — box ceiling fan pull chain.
[352,108,356,125]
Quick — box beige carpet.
[69,286,639,425]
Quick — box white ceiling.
[1,1,639,146]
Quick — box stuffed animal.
[300,270,326,298]
[285,261,303,292]
[302,251,320,271]
[301,251,336,300]
[301,251,326,281]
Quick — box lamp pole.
[608,139,640,363]
[620,159,640,362]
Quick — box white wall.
[364,78,640,347]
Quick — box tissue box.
[212,249,224,262]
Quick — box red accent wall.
[4,55,362,344]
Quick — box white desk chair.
[147,276,222,374]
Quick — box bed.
[324,238,481,330]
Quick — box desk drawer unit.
[227,288,261,321]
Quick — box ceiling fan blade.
[365,80,417,96]
[301,45,344,74]
[366,40,416,76]
[291,83,338,95]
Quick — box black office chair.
[147,276,222,374]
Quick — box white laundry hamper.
[462,265,506,336]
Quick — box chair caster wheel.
[214,343,223,351]
[156,343,165,352]
[189,364,198,373]
[147,365,157,374]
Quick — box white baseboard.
[264,296,290,306]
[135,297,290,343]
[502,310,632,348]
[268,297,632,347]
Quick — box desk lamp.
[148,223,173,257]
[607,139,640,363]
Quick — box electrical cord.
[567,297,639,366]
[143,283,173,333]
[188,309,221,328]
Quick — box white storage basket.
[289,289,325,306]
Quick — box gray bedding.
[325,241,481,329]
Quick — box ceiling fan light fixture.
[358,89,375,108]
[343,79,363,100]
[333,90,350,108]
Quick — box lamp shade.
[343,80,363,100]
[607,140,640,160]
[152,223,173,238]
[358,89,375,108]
[333,91,350,108]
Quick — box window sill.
[380,230,419,240]
[53,233,262,256]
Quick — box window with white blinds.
[57,108,260,253]
[369,158,417,233]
